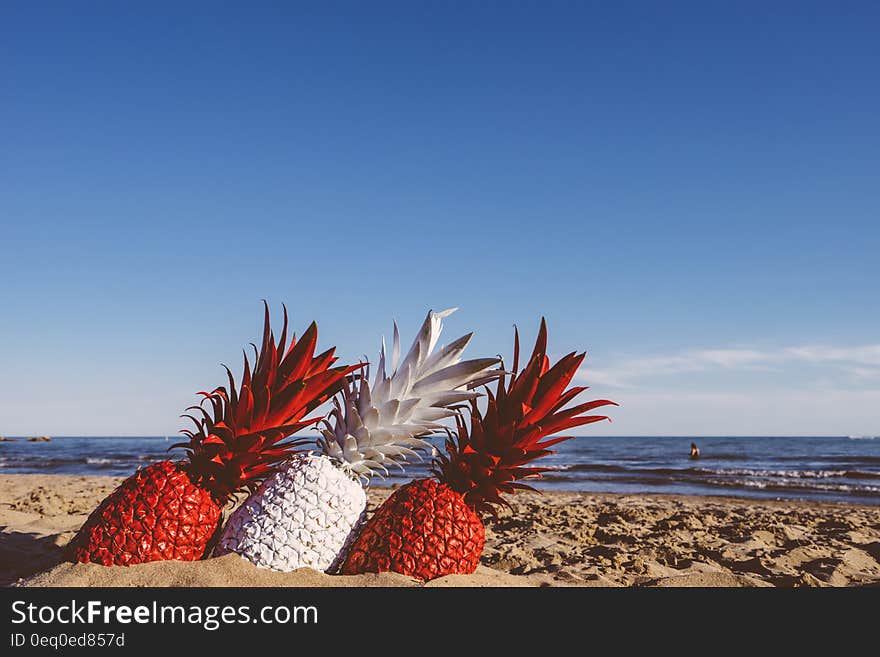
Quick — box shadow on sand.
[0,528,68,586]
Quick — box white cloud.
[582,344,880,389]
[575,343,880,435]
[593,388,880,436]
[783,345,880,366]
[845,367,880,380]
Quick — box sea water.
[1,435,878,505]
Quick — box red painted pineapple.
[340,318,617,581]
[68,303,359,566]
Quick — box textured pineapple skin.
[340,479,485,581]
[68,461,223,566]
[215,453,366,572]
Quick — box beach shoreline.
[2,474,879,587]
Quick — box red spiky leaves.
[176,302,362,503]
[434,318,617,515]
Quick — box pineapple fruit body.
[68,461,223,566]
[215,453,366,572]
[340,478,485,581]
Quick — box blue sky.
[1,2,878,436]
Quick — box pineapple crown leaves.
[318,308,502,481]
[433,317,618,517]
[173,301,363,502]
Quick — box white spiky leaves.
[318,308,500,479]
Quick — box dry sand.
[2,474,879,587]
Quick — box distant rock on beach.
[27,436,52,442]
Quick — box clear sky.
[1,2,878,436]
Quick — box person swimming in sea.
[690,442,700,459]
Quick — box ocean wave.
[540,470,880,496]
[552,464,880,480]
[0,455,148,469]
[556,463,630,473]
[772,455,880,464]
[694,468,851,479]
[609,454,751,462]
[702,477,880,496]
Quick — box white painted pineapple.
[215,308,500,572]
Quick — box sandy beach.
[2,474,879,587]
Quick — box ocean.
[1,435,878,505]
